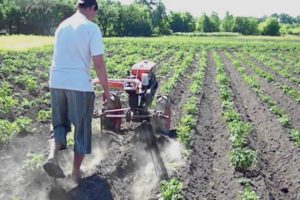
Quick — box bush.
[259,18,280,36]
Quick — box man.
[43,0,110,183]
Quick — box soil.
[180,51,241,199]
[0,52,198,200]
[231,52,300,133]
[247,54,300,90]
[2,49,300,200]
[220,51,300,199]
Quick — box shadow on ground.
[49,174,113,200]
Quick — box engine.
[127,60,158,109]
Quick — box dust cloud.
[131,138,185,200]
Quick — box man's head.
[77,0,98,21]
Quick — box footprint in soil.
[49,174,113,200]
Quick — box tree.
[97,0,120,36]
[151,0,166,28]
[196,14,218,32]
[182,12,195,32]
[232,17,258,35]
[295,16,300,24]
[169,11,195,32]
[117,4,152,36]
[135,0,169,35]
[134,0,157,13]
[210,11,220,32]
[278,13,295,24]
[221,12,235,32]
[0,5,5,30]
[2,0,21,34]
[259,17,280,36]
[258,15,268,23]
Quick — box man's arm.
[93,55,110,100]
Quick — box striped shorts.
[50,88,95,155]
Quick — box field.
[0,35,300,200]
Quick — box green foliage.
[259,17,280,36]
[14,117,32,133]
[97,0,121,36]
[221,100,233,110]
[289,129,300,146]
[232,17,259,35]
[176,124,191,147]
[0,81,17,114]
[67,131,74,147]
[280,24,300,36]
[179,115,196,128]
[228,120,252,147]
[216,73,229,85]
[221,12,235,32]
[196,14,218,32]
[241,185,259,200]
[0,119,16,144]
[14,74,37,93]
[0,95,17,114]
[229,147,256,170]
[188,56,206,94]
[169,11,195,33]
[0,117,32,143]
[219,85,231,101]
[278,115,290,127]
[243,75,260,90]
[222,108,240,122]
[183,97,197,115]
[239,178,258,199]
[22,153,45,171]
[36,110,51,122]
[21,98,35,109]
[0,0,74,35]
[260,95,276,106]
[159,178,183,200]
[1,0,298,36]
[176,113,196,147]
[269,105,284,117]
[182,97,197,115]
[280,85,300,103]
[151,0,170,34]
[117,4,153,36]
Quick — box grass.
[1,35,300,52]
[0,35,53,51]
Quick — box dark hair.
[78,0,98,11]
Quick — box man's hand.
[103,91,110,102]
[92,78,100,85]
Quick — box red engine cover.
[131,60,156,80]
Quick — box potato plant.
[159,178,183,200]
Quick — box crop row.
[159,49,207,200]
[234,52,300,104]
[225,52,300,147]
[245,50,300,85]
[212,51,258,199]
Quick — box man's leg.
[47,137,62,163]
[67,90,95,182]
[44,89,70,178]
[72,153,84,178]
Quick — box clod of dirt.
[280,188,289,193]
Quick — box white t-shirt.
[49,11,104,92]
